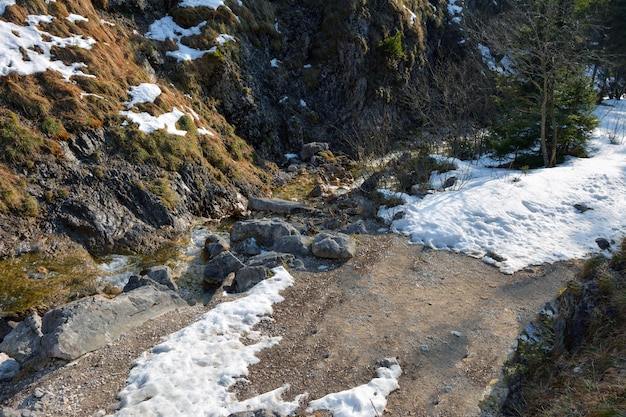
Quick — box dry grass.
[512,241,626,417]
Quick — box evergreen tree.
[485,0,601,167]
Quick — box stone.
[204,251,245,287]
[574,203,593,213]
[341,220,368,235]
[228,410,284,417]
[307,184,324,198]
[312,232,357,259]
[0,352,20,381]
[122,275,169,293]
[300,142,329,161]
[142,266,178,291]
[441,176,457,189]
[230,219,300,248]
[230,266,271,293]
[247,197,314,215]
[40,286,187,361]
[595,238,611,250]
[233,238,262,256]
[204,234,230,260]
[0,313,43,364]
[272,235,312,257]
[247,252,296,269]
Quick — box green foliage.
[378,31,404,59]
[112,124,201,171]
[148,178,179,210]
[0,111,46,165]
[41,116,69,140]
[489,67,598,165]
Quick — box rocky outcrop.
[0,284,188,366]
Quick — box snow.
[111,267,402,416]
[0,0,15,15]
[270,58,281,67]
[112,267,301,416]
[178,0,225,7]
[124,83,162,108]
[0,12,96,80]
[66,13,88,24]
[145,0,235,61]
[306,361,402,417]
[448,0,463,24]
[119,108,187,136]
[216,33,235,45]
[404,6,417,24]
[379,100,626,274]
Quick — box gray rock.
[312,232,357,259]
[441,176,457,189]
[233,238,262,256]
[204,251,245,287]
[230,266,271,293]
[300,142,329,161]
[230,219,300,248]
[341,220,368,235]
[40,286,187,361]
[248,197,314,214]
[574,203,593,213]
[123,275,169,293]
[0,353,20,381]
[204,234,230,260]
[228,409,284,417]
[307,184,324,198]
[143,266,177,291]
[596,238,611,250]
[0,314,43,364]
[272,235,312,257]
[247,252,296,269]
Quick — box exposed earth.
[0,233,579,416]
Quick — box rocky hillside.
[0,0,475,258]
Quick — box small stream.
[0,225,218,313]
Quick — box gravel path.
[0,233,578,416]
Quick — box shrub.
[378,31,404,59]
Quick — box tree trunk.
[540,64,550,167]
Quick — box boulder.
[312,232,357,259]
[142,266,178,291]
[0,352,20,381]
[341,220,368,235]
[300,142,329,161]
[247,252,296,269]
[123,275,169,293]
[272,235,312,257]
[0,313,43,364]
[40,286,187,361]
[204,234,230,260]
[233,237,262,256]
[230,266,271,293]
[204,251,245,287]
[248,197,314,214]
[230,219,300,248]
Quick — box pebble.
[419,344,429,353]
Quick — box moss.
[148,177,179,210]
[0,111,46,166]
[0,251,102,313]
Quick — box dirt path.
[0,233,578,416]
